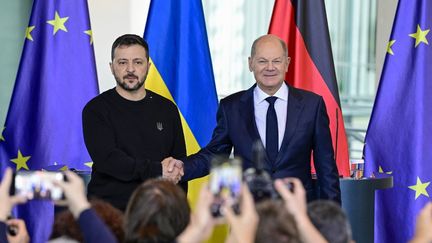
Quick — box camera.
[245,141,293,202]
[11,170,66,200]
[7,224,18,236]
[243,167,278,202]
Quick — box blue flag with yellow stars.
[0,0,98,241]
[364,1,432,242]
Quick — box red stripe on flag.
[269,0,350,176]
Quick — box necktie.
[265,96,278,163]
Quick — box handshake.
[161,157,184,184]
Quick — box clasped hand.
[161,157,184,184]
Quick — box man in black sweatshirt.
[82,34,185,211]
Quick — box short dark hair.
[124,179,190,243]
[111,34,149,61]
[307,200,353,243]
[250,35,288,58]
[255,200,300,243]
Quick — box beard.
[114,72,147,91]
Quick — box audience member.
[274,178,328,243]
[254,200,300,243]
[307,200,353,243]
[2,167,336,243]
[56,171,117,243]
[124,179,190,243]
[177,183,216,243]
[223,184,259,243]
[0,168,28,243]
[50,199,124,242]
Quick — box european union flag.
[0,0,98,241]
[364,1,432,242]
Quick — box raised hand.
[274,178,327,243]
[0,168,27,222]
[177,183,215,243]
[223,184,259,243]
[55,171,91,218]
[6,218,29,243]
[410,202,432,243]
[274,177,306,218]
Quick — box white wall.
[88,0,150,92]
[376,0,398,86]
[0,0,32,129]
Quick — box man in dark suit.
[173,34,340,202]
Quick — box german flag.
[269,0,350,176]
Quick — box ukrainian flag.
[144,0,222,241]
[144,0,218,156]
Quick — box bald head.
[250,34,288,58]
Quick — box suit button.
[272,170,276,174]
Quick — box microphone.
[252,140,265,173]
[245,140,278,202]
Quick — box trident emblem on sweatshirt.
[156,122,163,131]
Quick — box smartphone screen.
[209,158,242,217]
[13,171,65,200]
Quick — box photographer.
[177,182,258,243]
[224,178,327,243]
[1,168,117,243]
[223,183,259,243]
[274,178,328,243]
[177,183,216,243]
[0,168,28,243]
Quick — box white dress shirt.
[254,83,289,150]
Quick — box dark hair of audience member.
[307,200,353,243]
[255,200,301,243]
[124,179,190,243]
[50,199,124,242]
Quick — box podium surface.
[340,176,393,243]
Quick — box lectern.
[340,176,393,243]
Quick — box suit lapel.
[239,85,262,144]
[240,84,304,168]
[276,86,304,163]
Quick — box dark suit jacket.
[183,84,341,202]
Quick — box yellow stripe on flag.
[146,59,228,242]
[146,59,210,208]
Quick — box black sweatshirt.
[82,88,186,211]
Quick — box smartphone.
[209,157,242,217]
[11,171,65,200]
